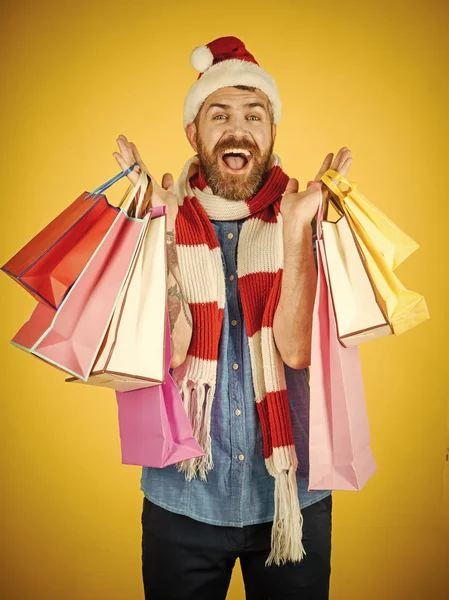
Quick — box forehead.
[202,86,270,111]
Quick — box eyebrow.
[206,101,268,113]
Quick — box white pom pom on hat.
[183,36,281,128]
[190,45,214,73]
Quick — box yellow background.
[1,0,448,598]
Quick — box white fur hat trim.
[183,58,281,128]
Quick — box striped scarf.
[172,153,305,566]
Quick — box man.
[113,36,352,600]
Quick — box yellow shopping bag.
[320,169,430,335]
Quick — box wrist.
[282,219,312,256]
[283,213,313,234]
[166,206,178,232]
[167,218,176,232]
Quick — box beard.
[196,133,275,202]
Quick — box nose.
[225,113,251,139]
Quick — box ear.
[185,122,198,152]
[271,123,277,143]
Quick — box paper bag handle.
[86,161,150,218]
[100,169,149,217]
[86,162,139,200]
[319,168,356,205]
[122,170,149,216]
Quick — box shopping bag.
[322,171,418,269]
[2,162,138,309]
[309,194,377,491]
[115,310,205,467]
[11,170,150,380]
[66,205,167,391]
[321,199,392,347]
[320,169,429,335]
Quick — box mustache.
[213,139,259,157]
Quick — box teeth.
[222,148,252,157]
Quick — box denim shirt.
[140,218,331,527]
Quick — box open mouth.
[221,148,253,173]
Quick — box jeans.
[141,494,332,600]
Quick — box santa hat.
[183,36,281,128]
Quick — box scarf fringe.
[175,380,215,481]
[265,463,306,567]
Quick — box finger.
[162,172,175,191]
[337,149,351,171]
[116,142,135,167]
[284,177,299,195]
[330,154,352,188]
[336,147,351,171]
[112,151,129,171]
[328,148,352,190]
[329,147,346,170]
[339,155,353,177]
[331,147,350,171]
[130,142,149,173]
[116,135,135,165]
[314,153,333,181]
[112,151,139,184]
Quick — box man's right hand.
[113,134,148,186]
[113,134,178,223]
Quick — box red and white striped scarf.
[172,154,305,566]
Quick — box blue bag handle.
[86,161,139,200]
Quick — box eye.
[213,114,227,120]
[247,115,260,121]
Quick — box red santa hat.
[183,36,281,128]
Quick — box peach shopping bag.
[11,171,150,381]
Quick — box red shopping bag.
[308,191,377,491]
[115,310,204,467]
[2,162,138,309]
[11,171,150,380]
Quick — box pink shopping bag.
[308,193,377,491]
[115,310,204,467]
[11,172,149,380]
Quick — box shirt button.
[227,232,234,239]
[232,363,239,370]
[231,319,237,326]
[235,408,241,416]
[229,274,235,281]
[238,454,245,461]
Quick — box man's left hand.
[280,146,353,225]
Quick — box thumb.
[162,172,175,192]
[284,177,299,195]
